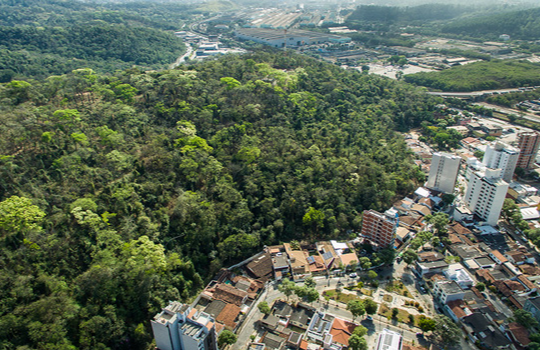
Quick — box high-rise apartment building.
[151,301,218,350]
[482,141,519,182]
[516,132,540,170]
[360,209,398,248]
[464,167,509,226]
[426,152,461,194]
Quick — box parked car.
[349,273,358,278]
[416,333,424,338]
[366,316,373,321]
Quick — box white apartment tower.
[151,301,218,350]
[482,141,519,182]
[464,167,509,226]
[426,152,462,194]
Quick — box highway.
[473,102,540,124]
[427,88,525,98]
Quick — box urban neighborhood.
[150,113,540,350]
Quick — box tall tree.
[347,300,366,321]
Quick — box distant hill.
[404,60,540,92]
[440,7,540,40]
[0,0,189,81]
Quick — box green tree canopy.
[0,195,45,237]
[347,300,366,321]
[218,330,237,348]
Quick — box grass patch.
[360,288,373,296]
[323,289,364,304]
[378,304,424,326]
[385,281,413,298]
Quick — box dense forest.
[0,0,190,81]
[440,7,540,40]
[404,60,540,92]
[0,50,440,349]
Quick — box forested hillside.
[0,51,439,349]
[347,4,468,24]
[441,7,540,40]
[404,60,540,91]
[0,0,188,82]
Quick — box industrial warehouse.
[235,28,351,48]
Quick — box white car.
[349,273,358,278]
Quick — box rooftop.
[181,321,203,338]
[437,280,463,294]
[216,303,241,329]
[507,322,531,347]
[204,300,227,318]
[418,251,444,262]
[330,318,356,346]
[418,260,449,269]
[246,253,274,280]
[375,329,403,350]
[490,250,508,263]
[262,332,284,350]
[527,296,540,310]
[475,256,495,267]
[213,283,248,306]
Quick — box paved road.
[474,102,540,124]
[427,88,527,98]
[169,45,194,69]
[233,267,481,350]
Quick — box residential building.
[271,253,289,280]
[517,132,540,170]
[246,253,273,281]
[261,333,284,350]
[433,280,465,304]
[151,301,218,350]
[464,167,509,226]
[444,263,474,289]
[284,243,310,279]
[505,249,535,265]
[489,250,509,265]
[426,152,461,193]
[482,124,503,137]
[524,297,540,324]
[306,311,335,343]
[375,329,403,350]
[329,318,356,348]
[445,299,472,322]
[414,260,449,277]
[506,323,531,349]
[462,313,512,349]
[508,182,537,200]
[482,141,519,182]
[360,208,398,248]
[330,240,359,269]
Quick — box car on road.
[416,333,424,338]
[366,316,373,321]
[349,273,358,278]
